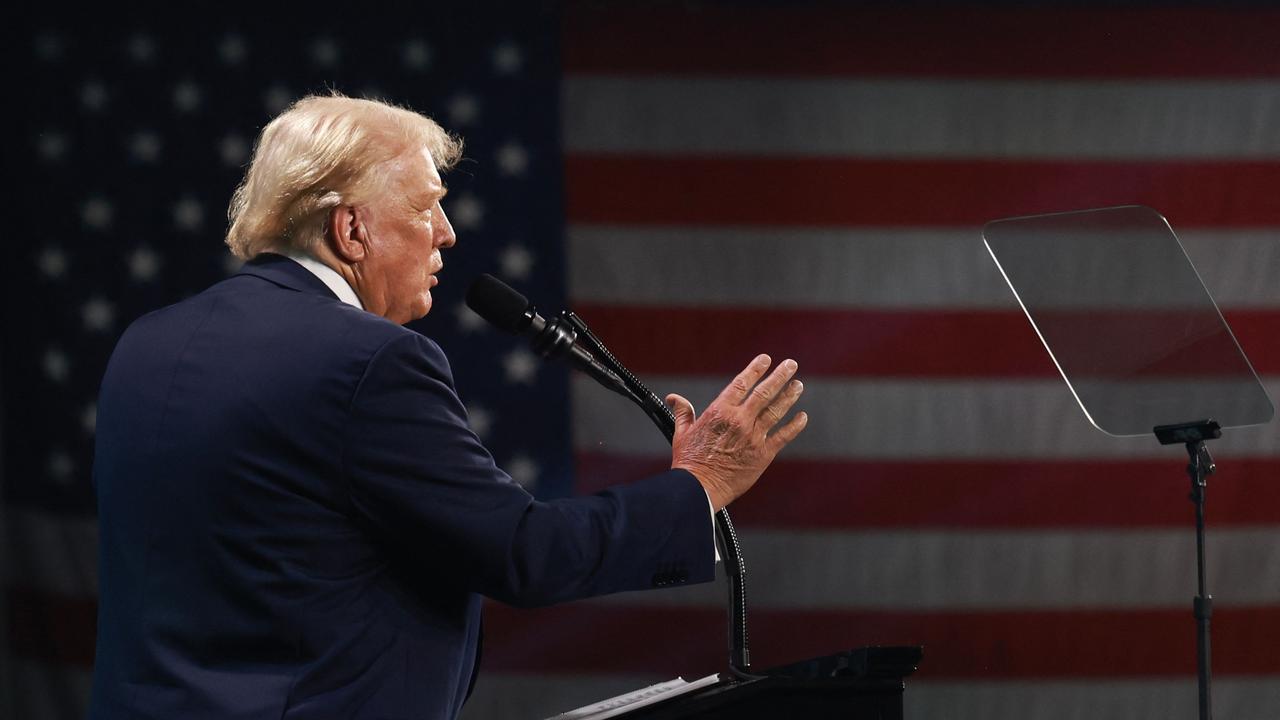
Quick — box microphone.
[465,274,626,390]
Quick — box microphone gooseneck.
[465,274,756,676]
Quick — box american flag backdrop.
[5,5,1280,720]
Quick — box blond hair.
[225,93,463,259]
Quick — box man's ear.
[326,205,368,263]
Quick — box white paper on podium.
[545,673,721,720]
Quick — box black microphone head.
[466,274,530,333]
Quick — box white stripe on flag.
[584,528,1280,610]
[2,509,97,598]
[564,77,1280,159]
[572,376,1280,458]
[6,657,91,720]
[10,510,1280,610]
[568,227,1280,309]
[907,678,1280,720]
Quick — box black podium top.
[558,647,923,720]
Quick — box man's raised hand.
[667,354,808,510]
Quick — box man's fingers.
[767,410,809,450]
[743,358,798,413]
[761,379,803,427]
[719,354,772,404]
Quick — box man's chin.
[407,292,433,323]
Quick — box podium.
[556,647,922,720]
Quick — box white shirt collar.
[278,249,364,310]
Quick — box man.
[88,94,807,720]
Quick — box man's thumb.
[666,393,695,432]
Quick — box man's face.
[357,146,455,323]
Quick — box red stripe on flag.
[570,305,1280,378]
[484,602,1280,677]
[7,586,96,667]
[10,593,1280,678]
[565,156,1280,228]
[576,455,1280,529]
[565,8,1280,78]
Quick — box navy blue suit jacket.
[88,254,714,720]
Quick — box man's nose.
[436,204,456,248]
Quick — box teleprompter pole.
[1188,439,1214,720]
[1155,420,1221,720]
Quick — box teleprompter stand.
[1154,419,1222,720]
[548,311,922,719]
[984,206,1275,720]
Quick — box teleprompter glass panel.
[982,205,1273,437]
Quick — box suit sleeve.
[341,332,715,608]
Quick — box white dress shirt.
[280,248,364,309]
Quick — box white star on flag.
[47,450,75,485]
[81,81,108,112]
[505,454,540,488]
[130,131,162,163]
[82,296,115,332]
[455,302,488,333]
[34,33,64,61]
[81,402,97,435]
[128,247,160,281]
[499,244,534,280]
[38,132,68,162]
[173,81,202,112]
[446,93,480,126]
[174,197,204,230]
[38,247,68,278]
[311,37,340,67]
[496,141,529,176]
[450,194,484,230]
[82,197,113,230]
[128,34,155,63]
[466,403,494,438]
[43,348,70,383]
[220,134,248,167]
[503,348,539,384]
[493,41,523,74]
[402,39,431,70]
[219,34,247,65]
[264,85,293,115]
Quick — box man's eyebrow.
[416,186,447,206]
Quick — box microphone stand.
[557,311,756,678]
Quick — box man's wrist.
[703,486,721,564]
[675,464,730,510]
